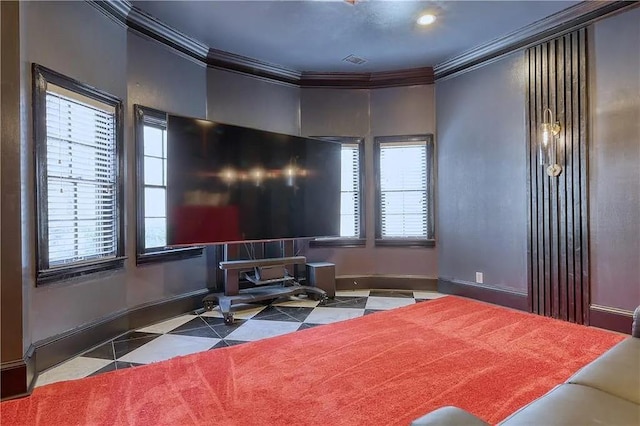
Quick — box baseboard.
[589,304,634,334]
[34,289,210,374]
[336,275,437,291]
[0,345,36,401]
[438,278,529,311]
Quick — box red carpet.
[1,296,624,425]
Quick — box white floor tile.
[224,320,301,341]
[118,334,219,364]
[335,290,370,297]
[304,307,365,324]
[136,314,198,334]
[201,304,266,320]
[413,291,447,300]
[36,357,112,387]
[365,296,415,310]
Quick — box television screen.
[166,115,342,245]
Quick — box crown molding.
[87,0,636,87]
[126,4,209,63]
[207,48,301,86]
[300,67,434,89]
[86,0,131,28]
[434,0,638,80]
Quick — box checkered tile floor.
[35,289,446,387]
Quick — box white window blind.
[45,85,117,266]
[142,124,168,249]
[379,140,428,238]
[340,143,360,237]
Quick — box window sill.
[36,256,126,286]
[374,239,435,248]
[309,238,366,248]
[136,246,204,265]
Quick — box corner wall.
[301,85,438,281]
[436,52,529,295]
[589,7,640,313]
[207,68,300,135]
[19,1,209,344]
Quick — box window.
[310,137,365,247]
[33,65,124,284]
[340,142,361,238]
[135,105,203,264]
[374,135,434,246]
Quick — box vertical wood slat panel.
[529,48,539,315]
[526,29,588,324]
[571,31,583,323]
[542,42,552,318]
[556,35,568,321]
[565,33,576,323]
[536,44,545,316]
[578,28,590,325]
[549,39,559,319]
[525,48,535,314]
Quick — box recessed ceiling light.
[417,14,436,26]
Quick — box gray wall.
[21,1,127,343]
[20,2,208,343]
[207,68,300,135]
[436,52,529,293]
[301,86,438,279]
[589,8,640,312]
[126,32,208,308]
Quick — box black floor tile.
[415,298,433,303]
[113,334,161,359]
[298,323,322,330]
[166,317,210,334]
[115,361,143,370]
[364,309,383,315]
[169,326,220,339]
[83,342,115,360]
[114,331,161,342]
[200,317,246,338]
[211,340,246,350]
[369,290,414,298]
[89,362,117,376]
[321,296,368,309]
[251,306,313,322]
[89,361,143,378]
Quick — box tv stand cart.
[202,255,327,324]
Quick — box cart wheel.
[223,314,234,325]
[308,293,324,302]
[204,301,215,311]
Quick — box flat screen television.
[166,114,341,245]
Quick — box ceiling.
[132,1,580,73]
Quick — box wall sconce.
[539,108,562,177]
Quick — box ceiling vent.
[343,54,367,65]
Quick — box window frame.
[309,136,366,248]
[374,134,435,248]
[134,105,203,264]
[33,64,126,284]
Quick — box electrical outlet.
[475,272,484,284]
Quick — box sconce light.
[539,108,562,177]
